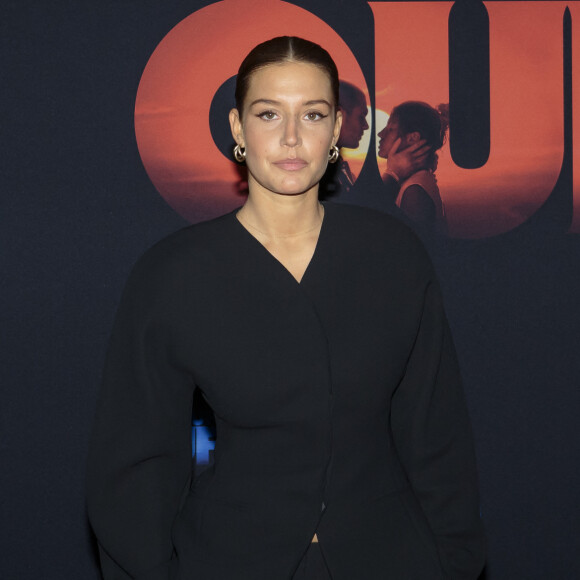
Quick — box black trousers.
[292,542,333,579]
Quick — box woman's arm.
[390,272,485,579]
[86,249,194,579]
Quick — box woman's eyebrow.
[248,99,332,108]
[303,99,332,108]
[249,99,281,107]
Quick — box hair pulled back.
[235,36,339,115]
[391,101,449,171]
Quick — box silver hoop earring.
[328,145,340,164]
[233,144,246,163]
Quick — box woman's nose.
[281,118,301,147]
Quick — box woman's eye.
[258,111,278,121]
[305,111,326,121]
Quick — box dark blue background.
[2,1,579,578]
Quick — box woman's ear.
[407,131,421,144]
[332,109,343,147]
[229,108,244,146]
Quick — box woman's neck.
[237,190,323,239]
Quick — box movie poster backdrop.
[136,1,580,238]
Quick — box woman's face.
[230,61,342,198]
[377,115,401,159]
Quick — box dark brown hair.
[390,101,449,171]
[235,36,339,115]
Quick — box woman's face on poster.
[377,115,401,159]
[229,61,342,198]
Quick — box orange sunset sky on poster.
[372,1,575,237]
[135,1,579,238]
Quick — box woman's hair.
[235,36,339,115]
[390,101,449,171]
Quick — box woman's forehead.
[245,62,333,103]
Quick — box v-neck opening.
[233,202,328,286]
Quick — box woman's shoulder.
[401,169,435,187]
[324,201,431,264]
[126,209,240,287]
[324,202,437,292]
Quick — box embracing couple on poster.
[330,81,448,237]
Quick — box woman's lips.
[273,158,308,171]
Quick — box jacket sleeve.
[86,251,194,579]
[390,272,486,579]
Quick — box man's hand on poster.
[384,137,430,184]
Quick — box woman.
[378,101,449,236]
[87,37,484,579]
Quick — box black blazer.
[87,202,485,579]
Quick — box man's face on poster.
[339,98,369,149]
